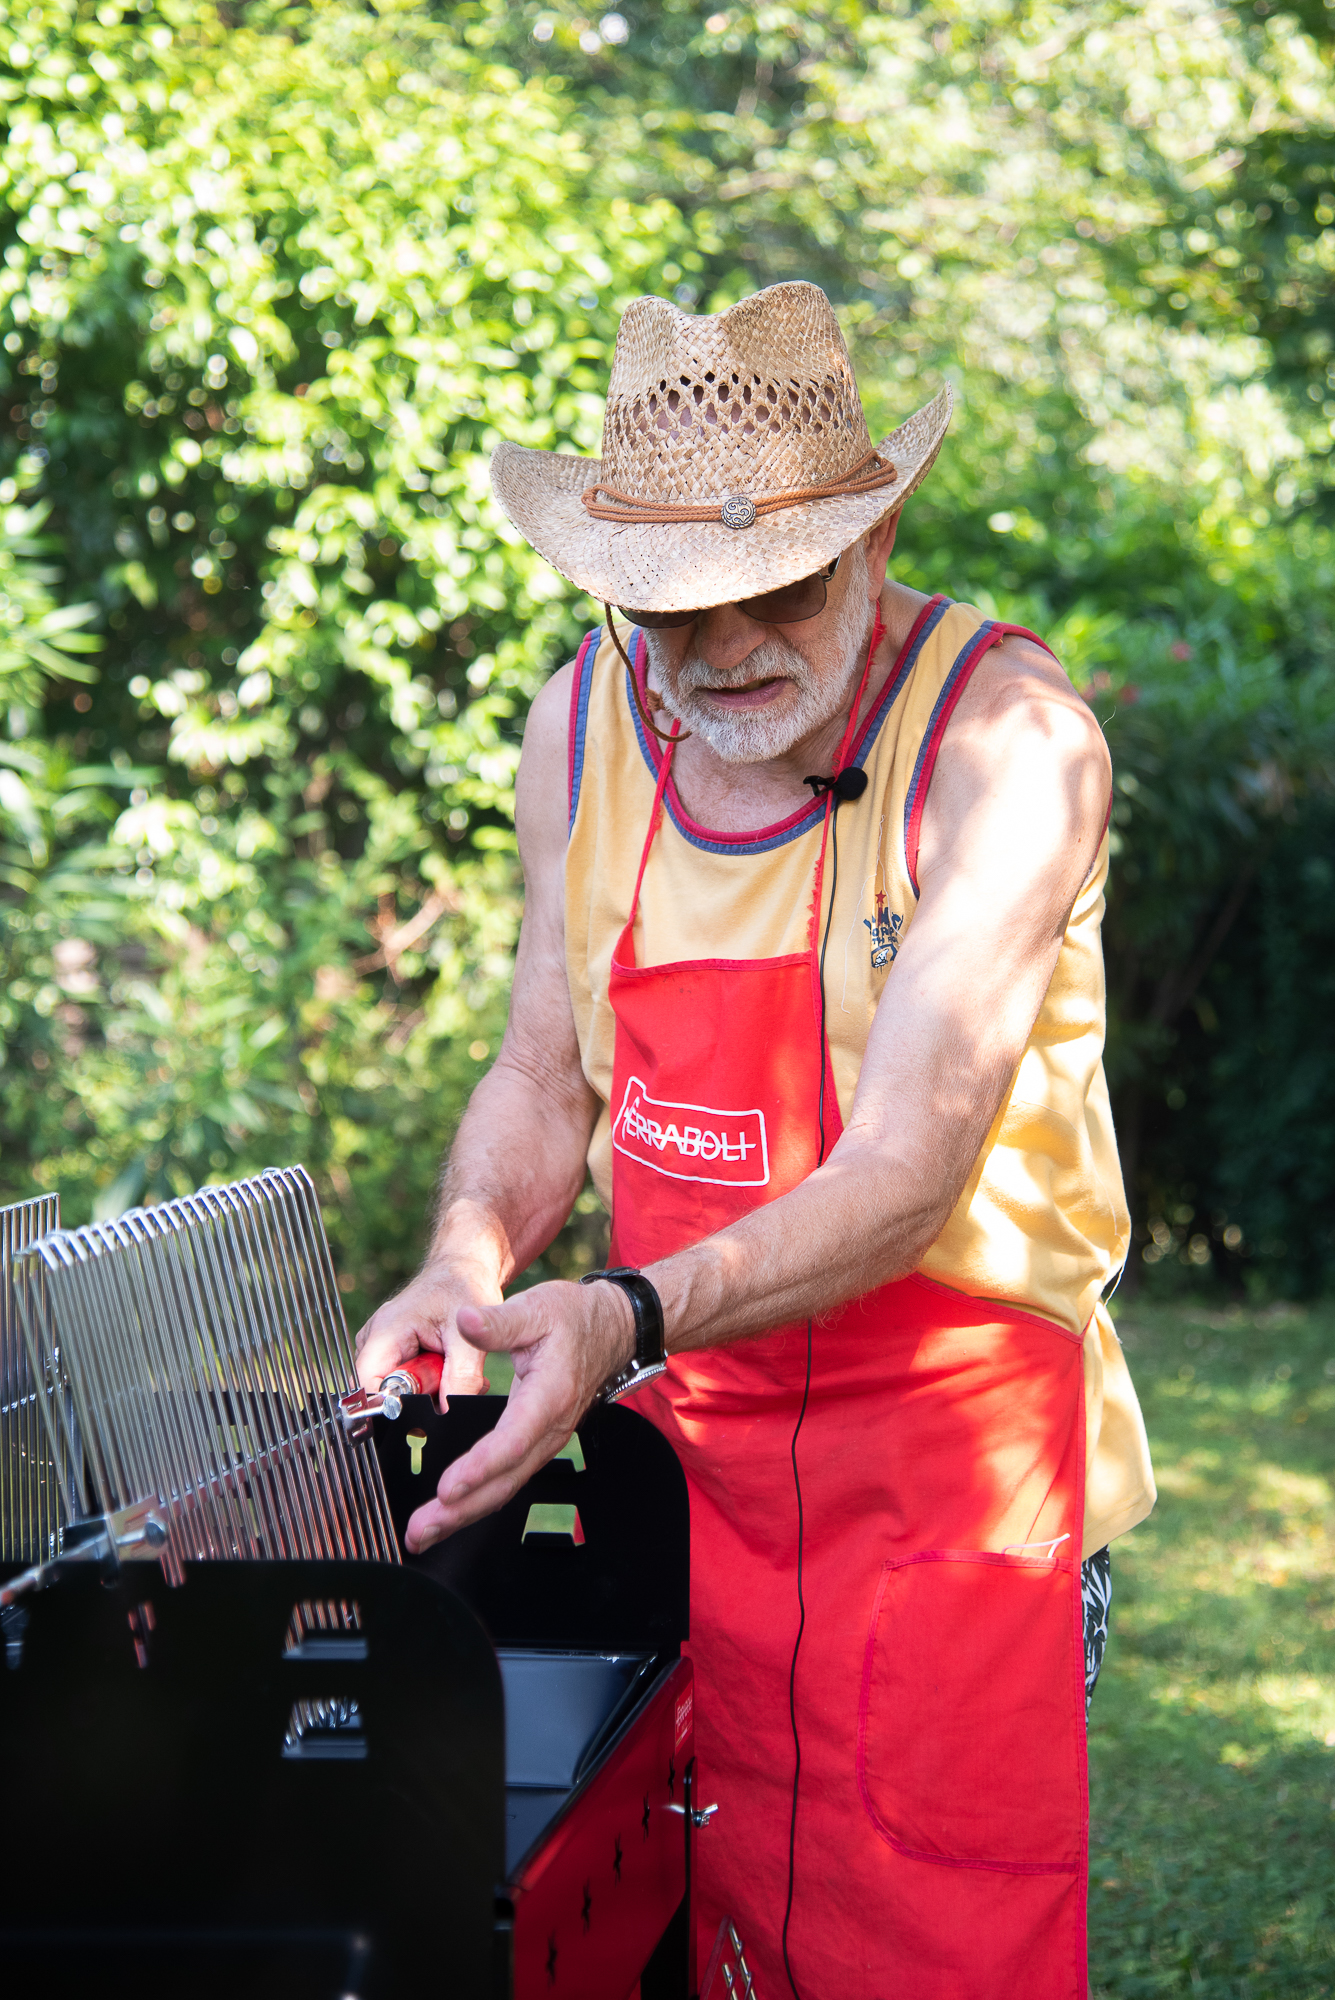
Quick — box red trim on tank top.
[994,624,1058,657]
[903,620,1060,896]
[631,595,949,850]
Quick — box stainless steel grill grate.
[15,1165,399,1575]
[1,1192,78,1565]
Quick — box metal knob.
[667,1799,719,1828]
[337,1385,401,1440]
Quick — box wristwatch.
[579,1265,668,1403]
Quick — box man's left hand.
[404,1277,637,1551]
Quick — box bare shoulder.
[515,660,578,866]
[918,629,1110,897]
[504,660,591,1088]
[522,657,577,760]
[950,630,1109,783]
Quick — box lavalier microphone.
[803,766,868,804]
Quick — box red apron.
[606,686,1089,1996]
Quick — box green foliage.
[0,0,690,1313]
[0,499,100,708]
[1106,633,1335,1293]
[0,0,1332,1306]
[1134,800,1335,1298]
[0,728,515,1322]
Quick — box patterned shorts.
[1081,1545,1112,1713]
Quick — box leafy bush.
[1,0,1333,1310]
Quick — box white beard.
[647,546,873,765]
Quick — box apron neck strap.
[832,600,886,777]
[628,714,683,929]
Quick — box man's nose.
[693,600,773,671]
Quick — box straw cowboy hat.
[490,280,953,615]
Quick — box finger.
[354,1321,430,1390]
[407,1401,568,1549]
[439,1401,555,1508]
[455,1301,527,1353]
[405,1444,544,1548]
[406,1456,533,1548]
[439,1346,490,1403]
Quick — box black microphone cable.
[782,766,863,1999]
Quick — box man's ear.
[863,511,899,595]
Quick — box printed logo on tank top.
[864,890,903,971]
[612,1075,771,1187]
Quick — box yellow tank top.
[564,595,1154,1554]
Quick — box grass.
[1090,1299,1335,1997]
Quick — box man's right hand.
[353,1261,504,1404]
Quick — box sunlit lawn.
[481,1301,1335,1993]
[1090,1299,1335,1997]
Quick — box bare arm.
[354,661,612,1395]
[403,636,1111,1548]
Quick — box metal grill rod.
[0,1193,83,1565]
[15,1166,400,1576]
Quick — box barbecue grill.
[0,1193,70,1570]
[0,1172,701,1999]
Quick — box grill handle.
[379,1351,445,1400]
[341,1352,445,1442]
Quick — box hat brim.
[490,384,953,615]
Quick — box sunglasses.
[618,555,840,630]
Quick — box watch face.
[602,1357,669,1404]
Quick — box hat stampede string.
[582,445,898,527]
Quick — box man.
[357,283,1155,1997]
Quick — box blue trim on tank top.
[568,627,600,836]
[849,595,950,768]
[624,602,953,858]
[901,620,1001,896]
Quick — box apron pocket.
[856,1549,1081,1871]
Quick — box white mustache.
[675,641,812,699]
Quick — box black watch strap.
[579,1265,668,1403]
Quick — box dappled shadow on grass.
[1090,1302,1335,1997]
[1090,1655,1334,1996]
